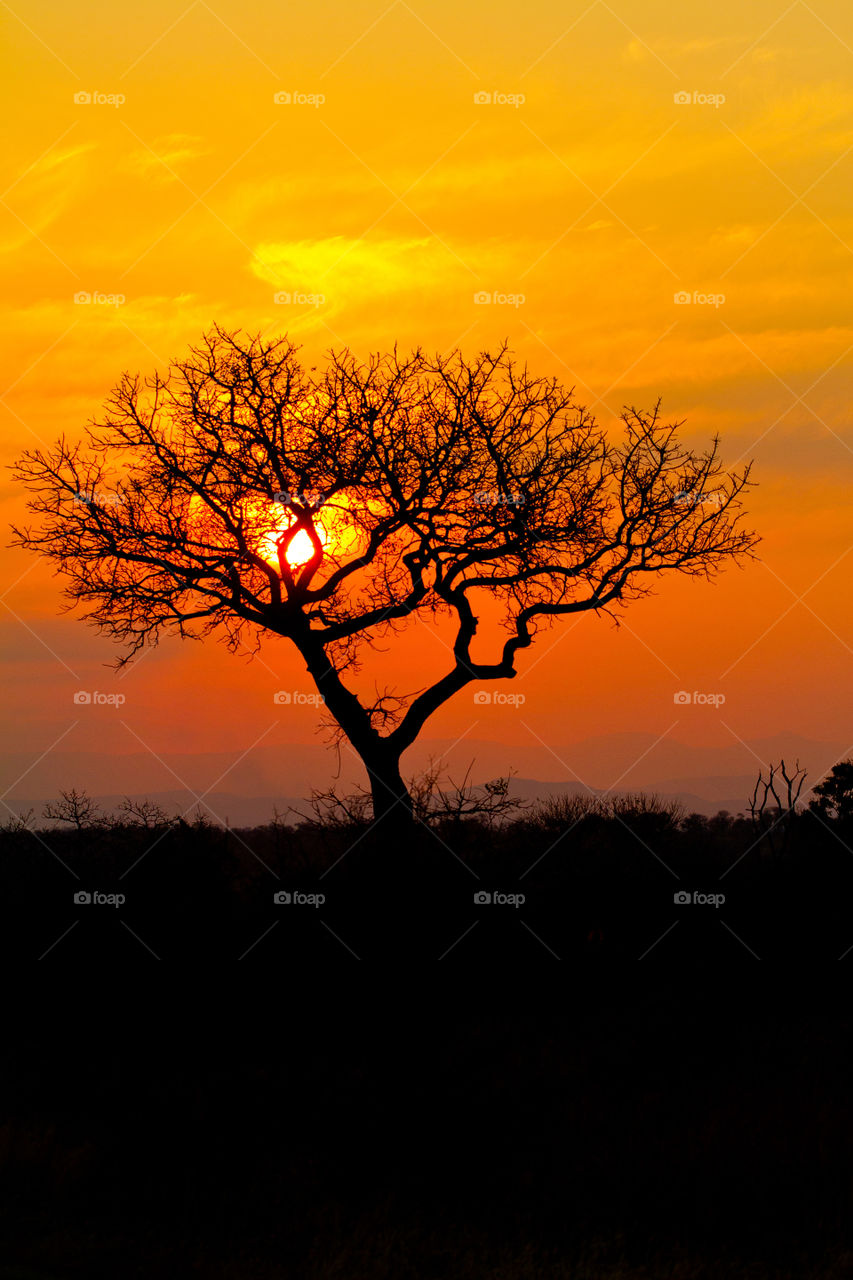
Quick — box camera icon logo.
[673,890,692,905]
[74,291,92,304]
[73,690,92,705]
[273,891,292,904]
[673,91,691,105]
[74,891,92,904]
[473,891,491,904]
[674,290,691,304]
[673,690,692,705]
[473,91,491,105]
[273,91,292,104]
[73,91,92,105]
[473,290,491,304]
[274,291,291,304]
[273,691,292,705]
[473,691,491,705]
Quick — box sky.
[1,0,852,800]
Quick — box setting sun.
[187,488,379,574]
[253,500,327,571]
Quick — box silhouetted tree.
[748,759,807,853]
[42,787,103,831]
[117,797,173,829]
[13,326,758,834]
[297,759,525,831]
[809,760,853,824]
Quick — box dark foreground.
[0,991,851,1279]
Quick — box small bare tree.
[293,759,524,830]
[117,797,173,829]
[747,759,807,853]
[14,326,758,835]
[43,788,104,832]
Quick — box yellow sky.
[1,0,852,772]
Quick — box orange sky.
[1,0,852,791]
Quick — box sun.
[187,489,376,574]
[255,512,327,570]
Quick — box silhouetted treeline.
[3,789,853,961]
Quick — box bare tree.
[291,759,524,831]
[117,797,173,829]
[747,759,807,853]
[0,808,35,835]
[14,326,758,834]
[43,788,103,832]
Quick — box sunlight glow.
[187,489,376,575]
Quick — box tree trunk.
[365,749,416,836]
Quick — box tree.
[809,760,853,823]
[117,797,173,829]
[295,759,526,831]
[43,788,103,832]
[747,758,807,853]
[13,326,758,835]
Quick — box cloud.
[0,143,96,249]
[250,235,467,305]
[120,135,211,181]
